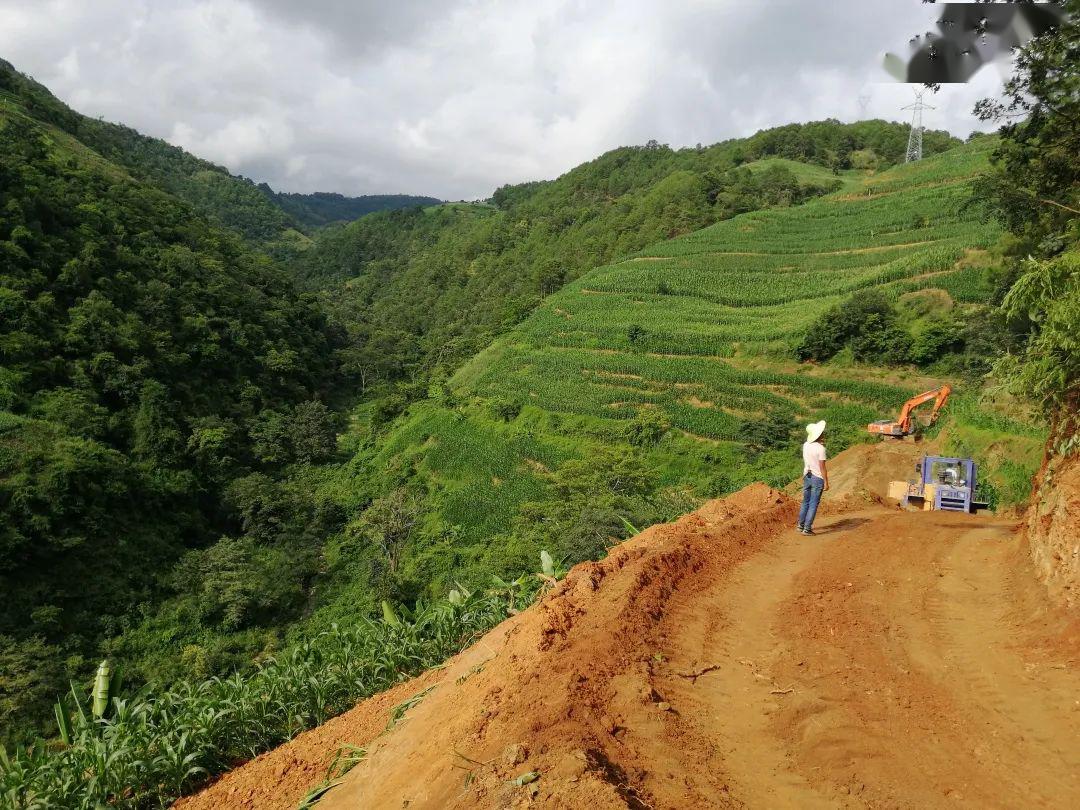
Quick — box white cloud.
[0,0,1007,200]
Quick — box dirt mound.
[177,485,797,809]
[315,484,796,809]
[786,440,929,509]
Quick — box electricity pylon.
[902,89,935,163]
[857,93,871,118]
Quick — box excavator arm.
[868,384,952,437]
[896,385,951,434]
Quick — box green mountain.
[266,190,442,230]
[289,123,962,393]
[0,58,303,245]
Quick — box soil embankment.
[1026,444,1080,608]
[178,447,1080,810]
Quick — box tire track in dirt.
[760,512,1080,809]
[658,530,841,808]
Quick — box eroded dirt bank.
[178,452,1080,810]
[1027,441,1080,608]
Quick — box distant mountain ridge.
[0,58,440,242]
[265,189,442,230]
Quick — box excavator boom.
[868,385,952,437]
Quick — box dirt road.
[656,510,1080,808]
[178,482,1080,810]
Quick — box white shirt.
[802,441,826,478]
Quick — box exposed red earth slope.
[177,444,1080,809]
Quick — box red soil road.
[177,454,1080,810]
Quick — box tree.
[796,290,897,362]
[624,410,670,446]
[742,410,797,453]
[972,0,1078,255]
[971,0,1079,425]
[349,489,422,574]
[133,380,183,465]
[994,252,1079,416]
[290,400,338,463]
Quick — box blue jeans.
[798,473,824,529]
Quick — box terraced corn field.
[456,139,1000,438]
[361,137,1042,591]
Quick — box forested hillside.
[0,90,343,739]
[0,59,300,245]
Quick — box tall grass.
[0,579,535,809]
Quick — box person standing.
[798,420,828,535]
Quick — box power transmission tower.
[901,89,935,163]
[857,92,871,118]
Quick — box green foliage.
[0,584,527,809]
[973,0,1080,256]
[797,290,898,362]
[995,252,1079,414]
[973,2,1079,425]
[489,397,523,422]
[290,400,340,463]
[797,286,992,371]
[348,488,423,578]
[908,319,964,366]
[624,410,671,446]
[742,410,798,454]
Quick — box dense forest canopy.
[0,100,343,737]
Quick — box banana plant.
[536,549,569,593]
[381,600,402,628]
[92,659,116,719]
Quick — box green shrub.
[995,252,1079,416]
[624,410,670,446]
[796,290,897,362]
[908,319,965,366]
[490,398,523,422]
[741,410,797,453]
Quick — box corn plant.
[0,578,539,810]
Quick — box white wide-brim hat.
[805,420,826,442]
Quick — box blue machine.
[921,455,978,513]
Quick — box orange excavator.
[868,384,951,438]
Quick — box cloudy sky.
[0,0,1009,200]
